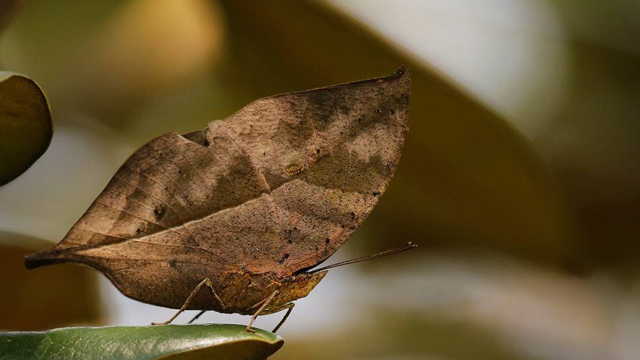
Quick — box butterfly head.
[276,270,328,305]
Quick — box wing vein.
[119,164,197,242]
[93,199,188,239]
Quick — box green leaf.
[0,72,53,186]
[0,324,283,360]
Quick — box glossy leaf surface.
[0,324,283,360]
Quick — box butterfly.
[25,68,414,332]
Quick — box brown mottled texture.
[25,69,410,316]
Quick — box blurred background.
[1,0,640,359]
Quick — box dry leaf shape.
[26,69,410,315]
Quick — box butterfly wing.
[25,69,409,308]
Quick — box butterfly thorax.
[215,270,327,315]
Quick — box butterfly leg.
[188,310,206,324]
[152,277,224,325]
[270,302,295,333]
[205,278,226,309]
[187,279,227,324]
[245,290,279,333]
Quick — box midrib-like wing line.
[130,239,223,257]
[72,121,356,256]
[109,260,236,274]
[96,124,348,247]
[79,170,304,251]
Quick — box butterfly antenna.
[308,242,417,274]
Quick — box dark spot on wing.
[154,206,166,220]
[278,253,290,264]
[284,227,302,245]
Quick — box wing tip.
[391,65,409,79]
[387,65,411,85]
